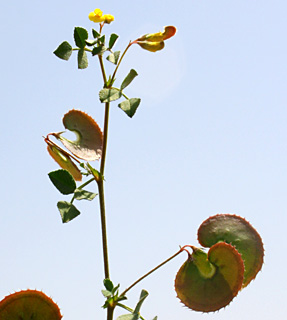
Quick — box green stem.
[107,306,115,320]
[98,54,107,85]
[120,248,183,297]
[100,102,110,175]
[78,177,95,189]
[110,42,132,83]
[97,179,110,279]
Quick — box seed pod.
[175,243,244,312]
[0,290,62,320]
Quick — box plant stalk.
[97,179,110,279]
[120,248,183,297]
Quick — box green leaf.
[103,279,114,291]
[118,98,141,118]
[101,290,112,298]
[134,290,148,315]
[99,88,122,103]
[99,35,105,44]
[106,51,120,65]
[120,69,138,90]
[74,189,97,201]
[53,41,72,61]
[57,201,81,223]
[116,315,134,320]
[74,27,88,48]
[92,29,100,38]
[92,45,107,56]
[48,169,76,195]
[85,39,97,46]
[109,33,119,49]
[152,317,158,320]
[78,48,88,69]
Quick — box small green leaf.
[106,51,121,65]
[99,35,105,44]
[152,317,158,320]
[99,88,122,103]
[74,27,88,48]
[74,189,97,201]
[120,69,138,90]
[85,39,97,46]
[116,315,134,320]
[57,201,81,223]
[109,33,119,49]
[78,49,88,69]
[101,290,112,298]
[48,169,76,195]
[53,41,72,61]
[134,290,148,315]
[103,279,114,291]
[118,98,141,118]
[92,45,107,56]
[92,29,100,38]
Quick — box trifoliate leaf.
[74,188,97,201]
[48,169,76,195]
[57,201,81,223]
[58,110,103,161]
[120,69,138,90]
[109,33,119,49]
[74,27,88,48]
[0,290,62,320]
[118,98,141,118]
[53,41,72,61]
[99,88,122,103]
[106,51,120,65]
[78,48,88,69]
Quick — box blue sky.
[1,1,286,319]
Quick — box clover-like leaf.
[78,48,88,69]
[53,41,72,61]
[118,98,141,118]
[99,88,122,103]
[92,45,107,56]
[197,214,264,287]
[0,290,62,320]
[74,27,88,48]
[109,33,119,49]
[106,51,121,65]
[104,279,114,291]
[47,145,82,181]
[74,188,97,201]
[48,169,77,195]
[175,243,244,312]
[58,110,103,161]
[120,69,138,91]
[57,201,81,223]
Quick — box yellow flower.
[88,8,114,24]
[102,14,114,24]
